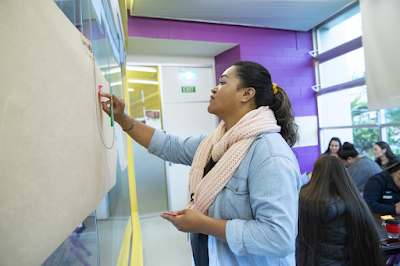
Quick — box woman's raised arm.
[99,91,155,149]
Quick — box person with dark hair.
[99,61,301,265]
[374,141,400,170]
[299,139,342,186]
[300,138,342,185]
[322,137,341,157]
[298,155,382,266]
[338,142,381,192]
[364,162,400,214]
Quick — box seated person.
[338,142,381,192]
[302,154,332,186]
[373,141,400,170]
[364,162,400,214]
[297,155,381,266]
[300,172,311,186]
[320,137,341,157]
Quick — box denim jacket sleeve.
[147,129,207,166]
[225,154,300,258]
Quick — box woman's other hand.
[307,172,312,180]
[395,202,400,214]
[160,209,207,233]
[99,91,127,123]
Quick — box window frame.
[313,4,400,155]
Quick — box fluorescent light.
[126,66,157,73]
[102,67,121,75]
[128,79,159,85]
[110,81,122,86]
[181,71,197,80]
[128,88,134,92]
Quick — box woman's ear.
[241,87,256,103]
[383,148,387,155]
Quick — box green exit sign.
[181,86,196,93]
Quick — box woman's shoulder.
[252,132,295,157]
[353,156,381,170]
[364,171,388,192]
[242,132,300,175]
[389,156,400,165]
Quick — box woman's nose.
[211,86,218,93]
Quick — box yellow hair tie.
[272,83,278,95]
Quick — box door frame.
[127,62,216,212]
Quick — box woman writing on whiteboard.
[100,61,301,265]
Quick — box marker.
[110,87,114,127]
[162,212,179,216]
[98,85,103,101]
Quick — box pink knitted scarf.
[187,106,281,214]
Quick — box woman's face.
[329,140,340,154]
[391,170,400,189]
[373,144,386,159]
[208,66,244,117]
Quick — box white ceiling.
[129,0,357,32]
[127,37,238,57]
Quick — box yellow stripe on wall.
[116,217,133,266]
[123,63,143,266]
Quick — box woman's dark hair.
[375,141,399,166]
[389,162,400,175]
[233,61,298,147]
[324,137,342,154]
[298,155,382,266]
[338,142,358,160]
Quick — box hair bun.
[343,142,354,150]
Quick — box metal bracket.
[309,50,319,57]
[311,84,321,92]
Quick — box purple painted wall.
[292,145,320,173]
[214,45,241,86]
[127,16,319,173]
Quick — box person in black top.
[364,162,400,214]
[373,141,400,170]
[190,157,216,266]
[297,155,382,266]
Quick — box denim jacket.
[148,129,301,266]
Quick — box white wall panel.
[293,116,319,148]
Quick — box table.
[372,213,400,255]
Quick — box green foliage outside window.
[385,108,400,156]
[351,95,400,157]
[351,93,377,158]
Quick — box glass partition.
[43,1,130,265]
[127,65,169,215]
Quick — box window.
[318,86,377,128]
[316,5,362,53]
[382,126,400,156]
[314,4,400,158]
[383,107,400,124]
[319,48,365,88]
